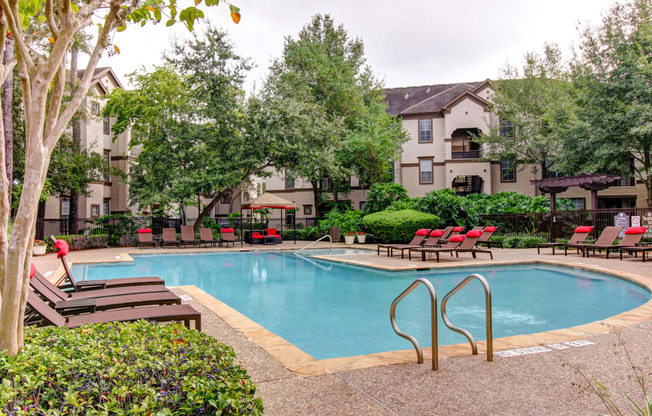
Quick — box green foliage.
[227,212,241,229]
[1,321,263,414]
[317,210,364,235]
[45,235,109,252]
[363,183,410,215]
[494,234,548,248]
[201,217,221,237]
[362,209,441,243]
[95,214,141,246]
[281,227,318,241]
[413,189,480,229]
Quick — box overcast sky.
[97,0,618,93]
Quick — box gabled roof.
[384,80,488,116]
[77,67,125,94]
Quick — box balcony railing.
[613,176,636,187]
[451,150,481,159]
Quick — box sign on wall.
[642,213,652,239]
[614,212,630,238]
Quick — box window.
[61,198,70,220]
[104,151,110,181]
[91,101,100,115]
[303,205,312,215]
[501,159,516,182]
[91,204,100,217]
[359,201,366,211]
[321,176,329,191]
[419,159,433,184]
[285,169,295,189]
[418,119,432,143]
[244,192,250,202]
[102,199,110,216]
[569,198,586,210]
[221,194,230,204]
[103,116,111,134]
[285,209,295,226]
[500,120,514,138]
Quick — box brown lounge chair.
[392,229,445,259]
[537,226,593,255]
[221,228,237,247]
[199,227,221,247]
[161,228,180,248]
[26,290,201,331]
[180,225,199,247]
[451,230,494,259]
[438,226,465,244]
[377,229,431,257]
[584,226,646,258]
[136,228,157,249]
[564,226,624,256]
[411,235,466,262]
[50,236,164,290]
[476,226,502,248]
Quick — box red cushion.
[453,227,464,232]
[54,239,69,258]
[252,235,264,239]
[484,226,497,233]
[574,226,593,233]
[466,230,483,238]
[221,228,234,233]
[415,229,430,236]
[30,263,36,279]
[137,228,152,233]
[449,235,465,242]
[430,230,445,237]
[625,227,646,235]
[265,228,277,235]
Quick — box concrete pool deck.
[31,243,652,415]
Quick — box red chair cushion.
[484,226,497,233]
[54,239,69,258]
[466,230,483,238]
[430,230,445,237]
[415,229,430,236]
[252,235,264,239]
[453,227,464,232]
[30,263,36,279]
[449,235,465,242]
[221,228,234,233]
[625,227,646,235]
[265,228,277,235]
[137,228,152,233]
[574,226,593,233]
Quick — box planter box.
[33,245,46,256]
[357,234,366,244]
[344,235,355,245]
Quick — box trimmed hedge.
[281,227,318,241]
[489,234,547,248]
[45,234,109,252]
[0,321,263,415]
[362,209,441,243]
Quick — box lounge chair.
[438,226,465,244]
[50,237,164,290]
[411,235,466,262]
[199,228,220,247]
[180,225,199,247]
[537,226,593,255]
[221,228,236,247]
[265,228,283,244]
[377,229,431,257]
[161,228,180,248]
[26,290,201,330]
[439,226,455,240]
[476,226,502,248]
[392,229,445,259]
[564,226,623,256]
[451,230,493,259]
[136,228,157,249]
[584,226,646,258]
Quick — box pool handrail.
[295,235,332,256]
[441,273,493,362]
[390,278,438,370]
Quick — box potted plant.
[33,239,47,256]
[344,231,356,245]
[356,231,366,244]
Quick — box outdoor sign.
[614,212,630,238]
[632,216,641,227]
[643,213,652,239]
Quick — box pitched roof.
[384,81,485,116]
[76,67,124,93]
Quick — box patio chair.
[49,237,164,290]
[439,226,455,240]
[564,226,623,256]
[161,228,180,249]
[199,228,220,248]
[377,229,431,257]
[584,226,646,258]
[537,226,593,255]
[265,228,283,244]
[180,226,199,248]
[410,235,466,262]
[26,290,201,331]
[438,226,465,244]
[452,230,494,260]
[392,229,445,259]
[476,226,502,248]
[221,228,236,247]
[136,228,157,249]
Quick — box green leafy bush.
[362,183,411,215]
[46,235,109,252]
[95,213,142,246]
[318,210,363,235]
[0,321,263,415]
[496,234,548,248]
[202,217,221,237]
[281,226,318,241]
[362,209,441,243]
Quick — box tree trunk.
[194,188,233,231]
[2,37,12,187]
[69,47,80,235]
[311,179,322,218]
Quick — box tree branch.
[45,0,59,37]
[0,0,34,69]
[43,58,66,145]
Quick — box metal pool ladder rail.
[441,273,493,362]
[294,235,332,255]
[390,278,438,370]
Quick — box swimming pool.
[72,251,650,360]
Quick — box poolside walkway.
[31,243,652,415]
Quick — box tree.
[563,0,652,204]
[479,44,575,178]
[0,0,237,355]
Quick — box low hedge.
[489,234,547,248]
[362,209,441,243]
[0,321,263,415]
[281,227,318,241]
[45,234,109,252]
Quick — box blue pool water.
[71,251,650,360]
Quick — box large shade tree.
[0,0,238,354]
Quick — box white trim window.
[418,119,432,143]
[419,159,433,184]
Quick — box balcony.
[613,176,636,187]
[452,175,483,195]
[451,150,482,159]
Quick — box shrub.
[281,226,318,241]
[362,209,441,243]
[46,234,109,252]
[0,321,263,415]
[362,183,410,215]
[317,210,364,235]
[497,234,548,248]
[413,189,479,229]
[202,217,221,237]
[95,213,142,246]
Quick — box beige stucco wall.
[490,163,539,196]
